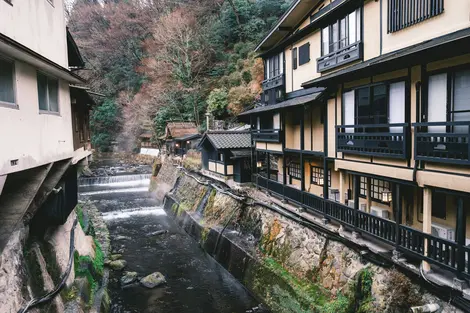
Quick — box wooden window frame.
[310,166,331,187]
[288,162,301,180]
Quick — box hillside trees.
[68,0,290,151]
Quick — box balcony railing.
[252,129,281,143]
[256,174,470,278]
[414,121,470,165]
[336,123,409,159]
[317,41,363,72]
[262,73,284,91]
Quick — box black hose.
[18,218,78,313]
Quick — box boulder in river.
[110,254,122,261]
[140,272,166,288]
[121,271,138,285]
[108,260,127,271]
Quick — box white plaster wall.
[0,60,74,175]
[0,0,68,67]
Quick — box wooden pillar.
[395,184,402,250]
[353,175,360,231]
[323,158,329,200]
[323,100,329,200]
[456,197,466,277]
[422,187,432,271]
[300,108,305,203]
[366,177,372,213]
[339,171,346,204]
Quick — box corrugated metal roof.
[239,91,324,116]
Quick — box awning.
[230,149,252,159]
[239,89,325,116]
[0,33,84,84]
[302,27,470,88]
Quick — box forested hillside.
[68,0,290,151]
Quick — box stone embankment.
[153,160,462,313]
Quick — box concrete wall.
[0,0,68,68]
[0,60,73,176]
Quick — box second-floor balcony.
[262,73,284,91]
[252,129,282,143]
[317,41,363,72]
[336,123,409,159]
[414,121,470,165]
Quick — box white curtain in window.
[453,69,470,133]
[356,9,361,41]
[389,81,405,133]
[428,73,447,133]
[266,59,270,79]
[343,90,355,133]
[279,52,284,74]
[322,27,329,56]
[348,10,357,45]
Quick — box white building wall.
[0,0,68,68]
[0,60,74,176]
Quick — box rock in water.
[110,254,123,261]
[147,230,168,237]
[109,260,127,271]
[140,272,166,288]
[121,271,138,285]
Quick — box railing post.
[353,175,360,234]
[395,184,402,251]
[456,197,466,278]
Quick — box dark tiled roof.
[200,131,251,150]
[239,91,324,116]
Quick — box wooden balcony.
[252,129,281,143]
[262,73,284,91]
[317,41,363,72]
[336,123,409,159]
[414,121,470,165]
[256,174,470,278]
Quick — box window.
[298,43,310,66]
[321,8,360,56]
[432,191,446,219]
[388,0,444,33]
[292,47,298,70]
[288,162,301,180]
[37,72,59,113]
[0,57,15,105]
[359,176,390,202]
[310,166,331,187]
[426,69,470,133]
[265,52,283,79]
[342,81,405,131]
[219,153,224,162]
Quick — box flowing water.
[79,163,262,313]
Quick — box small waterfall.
[196,187,212,214]
[79,174,152,187]
[102,206,166,220]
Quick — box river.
[78,162,263,313]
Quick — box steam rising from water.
[102,206,166,220]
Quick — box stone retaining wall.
[156,161,463,313]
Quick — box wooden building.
[199,130,252,183]
[241,0,470,283]
[162,122,200,156]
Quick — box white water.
[80,179,151,188]
[80,187,150,196]
[102,206,166,220]
[79,174,152,187]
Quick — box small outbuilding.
[198,130,252,183]
[162,122,200,156]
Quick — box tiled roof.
[230,149,252,159]
[200,131,252,150]
[165,122,199,138]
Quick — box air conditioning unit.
[370,206,390,219]
[347,200,355,208]
[431,223,455,241]
[328,188,340,202]
[360,204,367,212]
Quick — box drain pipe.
[410,303,440,313]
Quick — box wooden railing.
[414,121,470,165]
[336,123,409,159]
[252,129,281,142]
[256,175,470,277]
[317,41,362,72]
[262,73,284,91]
